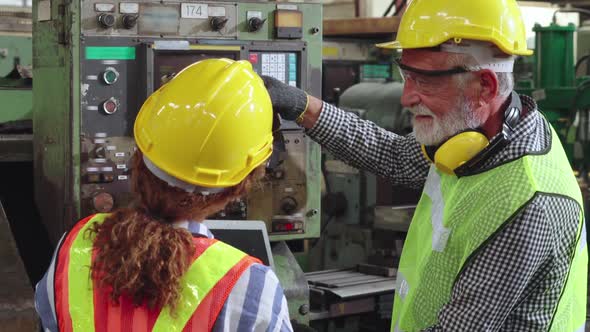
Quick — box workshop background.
[0,0,589,331]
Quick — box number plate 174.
[181,3,208,19]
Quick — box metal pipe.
[553,7,590,24]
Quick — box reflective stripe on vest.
[424,167,451,252]
[391,125,587,331]
[56,214,257,332]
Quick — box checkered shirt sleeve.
[306,102,430,190]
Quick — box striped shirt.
[34,221,293,332]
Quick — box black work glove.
[261,75,309,121]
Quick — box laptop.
[203,220,275,270]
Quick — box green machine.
[516,23,590,171]
[0,6,33,126]
[32,0,322,325]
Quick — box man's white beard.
[411,96,484,146]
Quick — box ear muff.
[421,130,490,175]
[420,91,522,176]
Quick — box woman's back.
[35,214,292,332]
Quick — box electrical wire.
[393,0,407,16]
[382,0,396,17]
[383,0,407,17]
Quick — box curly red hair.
[87,151,261,312]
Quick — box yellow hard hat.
[134,58,273,189]
[377,0,533,56]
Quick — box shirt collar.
[173,221,214,239]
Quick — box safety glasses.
[393,58,474,92]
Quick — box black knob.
[281,197,298,214]
[122,14,138,29]
[97,13,115,28]
[93,145,106,158]
[310,27,320,34]
[248,17,266,32]
[210,17,229,31]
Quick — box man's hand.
[260,75,309,121]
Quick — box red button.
[249,53,259,64]
[102,98,119,114]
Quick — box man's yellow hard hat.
[134,58,273,189]
[378,0,533,56]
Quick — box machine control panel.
[82,1,240,38]
[79,38,319,241]
[32,0,323,244]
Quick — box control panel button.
[86,173,101,183]
[102,67,119,85]
[280,196,298,214]
[97,13,115,28]
[102,97,119,115]
[122,14,138,29]
[248,17,266,32]
[93,192,114,213]
[101,174,115,183]
[93,145,106,158]
[210,16,229,31]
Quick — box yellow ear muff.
[430,131,490,175]
[421,145,434,163]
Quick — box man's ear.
[478,69,499,105]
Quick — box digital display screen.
[249,52,298,87]
[153,51,239,89]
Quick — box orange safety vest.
[53,214,260,332]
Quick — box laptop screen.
[203,220,274,268]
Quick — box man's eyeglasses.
[393,59,474,92]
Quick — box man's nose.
[401,80,421,108]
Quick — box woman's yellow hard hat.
[134,58,273,190]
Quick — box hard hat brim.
[376,38,533,56]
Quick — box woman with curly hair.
[34,58,293,332]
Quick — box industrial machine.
[322,40,396,105]
[516,23,590,170]
[0,6,32,125]
[33,0,322,325]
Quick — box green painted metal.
[0,89,32,123]
[533,23,576,88]
[0,34,33,123]
[517,23,590,167]
[32,0,83,243]
[0,34,32,77]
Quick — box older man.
[263,0,587,331]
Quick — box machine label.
[86,47,136,60]
[277,4,298,10]
[118,175,129,180]
[94,3,115,12]
[181,3,208,19]
[117,164,126,169]
[115,152,126,157]
[119,2,139,14]
[37,0,51,21]
[208,6,225,17]
[247,11,262,20]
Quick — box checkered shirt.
[307,95,583,331]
